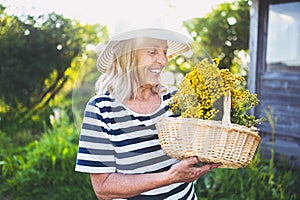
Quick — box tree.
[0,5,105,132]
[183,0,250,70]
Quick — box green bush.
[0,112,96,200]
[195,148,299,199]
[1,110,299,200]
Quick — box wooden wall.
[257,72,300,139]
[249,0,300,167]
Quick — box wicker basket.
[156,92,261,168]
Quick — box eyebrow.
[152,45,169,49]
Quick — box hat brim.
[97,28,193,72]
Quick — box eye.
[148,49,157,55]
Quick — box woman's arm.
[90,157,220,200]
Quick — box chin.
[140,82,160,88]
[147,80,160,86]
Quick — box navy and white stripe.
[75,89,197,199]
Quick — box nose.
[156,51,168,66]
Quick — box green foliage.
[0,111,95,200]
[0,2,298,200]
[0,5,104,133]
[1,116,298,200]
[183,0,250,70]
[71,52,101,130]
[195,148,299,199]
[165,0,251,88]
[0,5,108,199]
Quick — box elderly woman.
[75,27,220,200]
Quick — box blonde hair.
[95,38,166,102]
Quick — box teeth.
[150,69,161,74]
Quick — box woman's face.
[135,38,168,87]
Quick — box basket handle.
[221,91,231,126]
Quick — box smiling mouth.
[149,69,161,74]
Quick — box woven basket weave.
[156,92,261,168]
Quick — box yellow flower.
[168,58,263,127]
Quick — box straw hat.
[96,19,194,72]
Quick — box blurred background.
[0,0,299,199]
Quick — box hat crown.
[96,17,194,72]
[112,17,163,36]
[109,17,192,42]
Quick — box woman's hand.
[90,157,220,199]
[167,157,220,183]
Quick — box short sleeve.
[75,97,116,173]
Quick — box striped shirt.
[75,89,197,200]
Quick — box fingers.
[185,157,221,169]
[192,160,221,177]
[196,163,221,173]
[169,157,221,183]
[176,157,199,168]
[186,156,200,165]
[208,163,222,169]
[195,164,211,176]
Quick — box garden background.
[1,0,299,199]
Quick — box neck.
[134,85,156,101]
[123,84,162,114]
